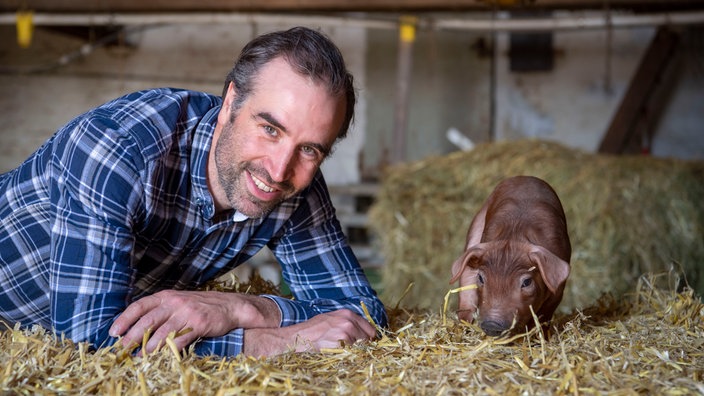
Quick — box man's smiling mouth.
[250,172,275,193]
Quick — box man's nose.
[269,145,296,182]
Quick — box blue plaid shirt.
[0,88,387,356]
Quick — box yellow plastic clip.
[399,16,417,43]
[16,11,34,48]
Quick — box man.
[0,26,387,357]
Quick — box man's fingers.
[331,309,377,339]
[109,294,160,337]
[118,312,163,349]
[172,330,198,352]
[358,317,378,339]
[121,321,196,355]
[298,309,378,351]
[143,321,194,353]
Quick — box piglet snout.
[480,320,511,337]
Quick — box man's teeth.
[251,174,274,193]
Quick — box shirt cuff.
[261,294,310,327]
[192,327,244,357]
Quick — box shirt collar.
[232,211,249,222]
[191,106,220,220]
[190,105,252,223]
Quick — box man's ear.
[218,82,237,125]
[224,82,237,108]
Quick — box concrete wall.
[0,22,368,186]
[1,16,703,178]
[363,27,491,177]
[493,25,704,159]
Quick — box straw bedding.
[2,139,703,394]
[367,139,704,312]
[1,272,702,394]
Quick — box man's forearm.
[243,327,292,357]
[109,290,282,354]
[241,309,377,358]
[230,293,282,329]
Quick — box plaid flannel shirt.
[0,88,387,356]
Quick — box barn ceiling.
[2,0,704,13]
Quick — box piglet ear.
[450,252,469,284]
[450,245,486,284]
[528,245,570,294]
[450,245,484,323]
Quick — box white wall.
[494,24,704,159]
[320,27,366,185]
[0,23,367,184]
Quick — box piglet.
[450,176,571,336]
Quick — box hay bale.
[368,139,704,311]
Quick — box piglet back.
[482,176,571,264]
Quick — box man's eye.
[301,145,321,159]
[263,125,278,136]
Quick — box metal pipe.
[0,12,397,29]
[434,10,704,31]
[0,10,703,31]
[392,16,417,164]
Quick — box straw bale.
[1,272,702,395]
[368,139,704,311]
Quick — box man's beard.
[218,162,288,219]
[214,121,295,218]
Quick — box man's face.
[211,57,346,218]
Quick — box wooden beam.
[2,0,704,13]
[598,26,680,154]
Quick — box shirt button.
[202,203,214,218]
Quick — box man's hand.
[243,309,377,357]
[109,290,280,353]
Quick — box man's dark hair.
[223,26,356,141]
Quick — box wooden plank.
[598,27,680,154]
[3,0,704,12]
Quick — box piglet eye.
[521,278,533,288]
[477,273,485,285]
